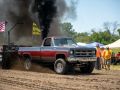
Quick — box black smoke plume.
[0,0,77,45]
[33,0,56,39]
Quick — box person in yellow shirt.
[104,47,112,70]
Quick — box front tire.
[24,58,32,70]
[54,58,68,74]
[80,62,95,74]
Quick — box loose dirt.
[0,63,120,90]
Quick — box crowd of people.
[96,44,113,70]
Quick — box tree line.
[61,22,120,45]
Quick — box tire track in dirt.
[0,75,82,90]
[0,69,120,90]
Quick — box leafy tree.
[61,22,76,38]
[103,21,120,35]
[61,21,120,45]
[90,29,119,45]
[112,22,120,35]
[117,28,120,36]
[61,22,91,43]
[75,32,91,43]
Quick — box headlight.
[70,50,74,55]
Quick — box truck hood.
[57,44,95,50]
[56,45,95,50]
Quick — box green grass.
[111,48,120,70]
[112,48,120,54]
[111,65,120,70]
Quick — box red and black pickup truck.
[17,36,96,74]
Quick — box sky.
[66,0,120,33]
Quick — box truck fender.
[55,53,67,61]
[19,53,32,61]
[22,53,32,60]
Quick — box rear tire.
[24,58,32,70]
[54,58,68,74]
[80,62,95,74]
[2,52,11,69]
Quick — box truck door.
[41,38,55,62]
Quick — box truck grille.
[74,49,95,57]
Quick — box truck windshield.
[54,38,77,46]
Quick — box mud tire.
[80,62,95,74]
[24,58,32,70]
[54,58,68,74]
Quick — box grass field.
[111,65,120,70]
[112,48,120,54]
[111,48,120,70]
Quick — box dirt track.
[0,63,120,90]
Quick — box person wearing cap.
[104,47,112,70]
[101,47,105,69]
[95,44,101,70]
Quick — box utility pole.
[7,22,23,45]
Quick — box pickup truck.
[18,36,96,74]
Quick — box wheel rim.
[24,59,31,70]
[56,62,64,73]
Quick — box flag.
[0,21,5,32]
[32,22,41,35]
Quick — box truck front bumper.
[67,57,97,62]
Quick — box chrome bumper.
[67,57,96,62]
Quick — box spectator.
[111,52,116,64]
[95,44,101,70]
[104,47,112,70]
[114,52,120,65]
[101,47,105,69]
